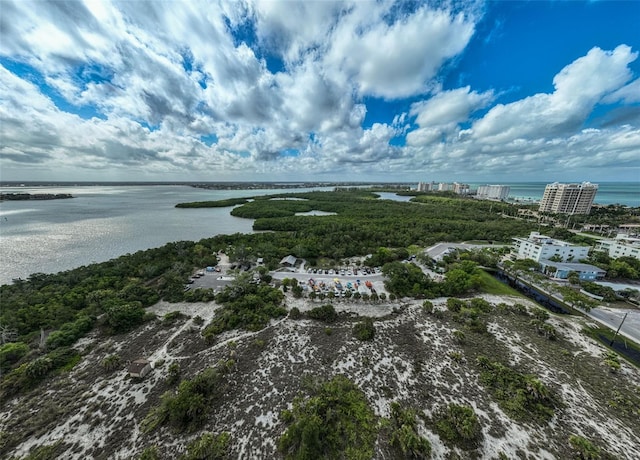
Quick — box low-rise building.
[595,234,640,260]
[280,255,298,267]
[539,261,606,281]
[128,359,152,379]
[513,231,590,262]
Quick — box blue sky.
[0,0,638,182]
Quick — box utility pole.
[610,312,628,346]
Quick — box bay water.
[0,185,326,285]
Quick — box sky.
[0,0,639,183]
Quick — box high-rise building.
[539,182,598,215]
[476,185,510,200]
[417,181,436,192]
[453,182,470,195]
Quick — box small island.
[0,193,73,201]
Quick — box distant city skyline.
[1,1,639,182]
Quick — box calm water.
[0,185,328,285]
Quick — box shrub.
[469,298,492,313]
[511,303,529,316]
[203,284,286,339]
[105,302,145,334]
[447,298,466,313]
[434,403,482,448]
[278,375,377,460]
[45,315,95,350]
[388,402,431,458]
[193,315,205,326]
[101,354,121,372]
[307,304,338,323]
[0,341,29,372]
[181,432,230,460]
[476,356,557,422]
[289,307,302,320]
[166,363,181,385]
[452,330,466,344]
[353,318,375,341]
[568,435,617,460]
[603,352,621,373]
[532,308,550,322]
[163,311,187,325]
[143,365,227,433]
[422,300,434,314]
[139,446,160,460]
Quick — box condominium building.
[417,181,469,194]
[595,234,640,260]
[417,181,436,192]
[512,231,591,262]
[453,182,470,195]
[539,182,598,215]
[476,185,510,200]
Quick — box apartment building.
[513,231,590,262]
[539,182,598,215]
[595,234,640,260]
[476,184,510,200]
[417,181,469,194]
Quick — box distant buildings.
[512,232,590,262]
[476,185,510,201]
[417,181,470,195]
[417,181,436,192]
[595,234,640,260]
[539,182,598,215]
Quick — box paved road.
[586,307,640,344]
[512,271,640,344]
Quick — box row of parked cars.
[306,266,381,276]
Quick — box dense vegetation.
[225,190,535,261]
[202,274,286,341]
[352,318,375,341]
[587,252,640,280]
[382,259,484,298]
[143,364,230,433]
[387,402,431,458]
[278,375,377,460]
[175,197,249,208]
[434,403,482,449]
[476,356,558,422]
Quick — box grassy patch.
[582,326,640,368]
[477,270,525,296]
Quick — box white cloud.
[325,5,476,99]
[470,45,638,144]
[0,1,638,182]
[410,86,494,127]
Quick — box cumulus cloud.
[470,45,638,144]
[0,1,638,182]
[406,86,493,146]
[325,4,476,99]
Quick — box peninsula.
[0,193,73,201]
